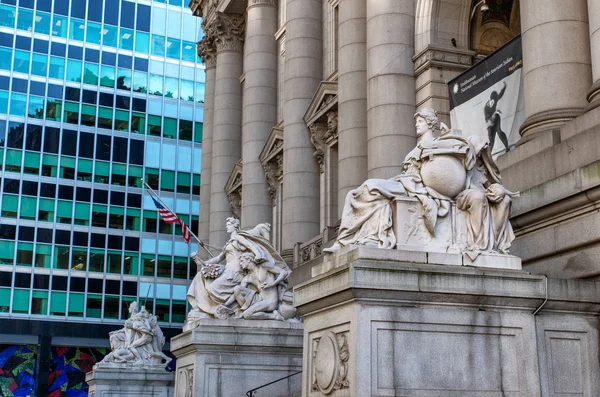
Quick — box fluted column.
[337,0,368,219]
[366,0,416,179]
[197,28,216,247]
[210,13,245,247]
[587,0,600,109]
[520,0,592,140]
[241,0,278,229]
[282,0,322,253]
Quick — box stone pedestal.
[171,319,303,397]
[295,247,600,397]
[86,366,174,397]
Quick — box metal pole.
[141,179,214,258]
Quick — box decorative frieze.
[412,46,475,77]
[248,0,278,7]
[214,13,245,53]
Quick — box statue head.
[414,108,439,137]
[226,217,241,233]
[239,252,255,270]
[128,301,138,315]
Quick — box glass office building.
[0,0,204,393]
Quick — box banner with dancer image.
[448,34,524,157]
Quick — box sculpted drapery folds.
[324,108,518,259]
[186,218,297,323]
[213,12,245,53]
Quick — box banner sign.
[448,34,524,157]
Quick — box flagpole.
[141,179,214,258]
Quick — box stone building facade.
[189,0,600,281]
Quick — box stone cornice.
[412,46,476,77]
[214,12,245,53]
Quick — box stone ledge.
[294,247,600,316]
[171,319,304,356]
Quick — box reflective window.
[27,96,44,119]
[0,5,16,29]
[13,50,30,74]
[149,74,162,96]
[0,91,8,113]
[54,0,69,16]
[166,38,180,60]
[51,15,67,37]
[86,22,102,45]
[151,7,166,36]
[0,48,11,70]
[162,143,176,170]
[135,31,149,54]
[100,65,116,87]
[165,77,178,99]
[163,118,177,139]
[46,99,62,121]
[151,35,165,57]
[88,0,103,23]
[103,24,118,47]
[133,71,148,93]
[34,11,51,34]
[131,112,146,134]
[167,10,181,39]
[181,79,194,102]
[16,8,33,31]
[120,0,135,29]
[31,53,48,77]
[81,104,96,127]
[104,0,119,26]
[145,141,160,168]
[83,62,99,85]
[182,41,196,62]
[66,59,82,82]
[49,56,65,79]
[114,110,129,131]
[9,93,27,117]
[179,120,193,141]
[116,68,131,90]
[63,101,79,124]
[177,146,191,172]
[147,115,161,136]
[137,4,151,32]
[69,19,86,41]
[182,13,197,42]
[98,107,113,130]
[119,28,134,50]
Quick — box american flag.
[151,197,191,243]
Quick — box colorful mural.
[0,344,174,396]
[0,344,37,397]
[48,346,107,397]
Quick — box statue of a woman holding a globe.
[324,108,517,259]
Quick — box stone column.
[210,13,245,247]
[366,0,416,179]
[241,0,278,229]
[197,28,216,247]
[337,0,368,218]
[520,0,592,140]
[587,0,600,109]
[282,0,322,254]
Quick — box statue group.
[99,302,172,368]
[184,107,518,324]
[324,107,518,259]
[186,218,297,323]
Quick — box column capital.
[248,0,278,9]
[197,24,217,68]
[214,12,245,53]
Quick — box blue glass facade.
[0,0,204,327]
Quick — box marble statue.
[324,107,518,259]
[98,302,172,368]
[186,218,297,324]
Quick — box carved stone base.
[295,247,600,397]
[171,319,303,397]
[86,366,174,397]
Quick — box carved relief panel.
[309,329,350,396]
